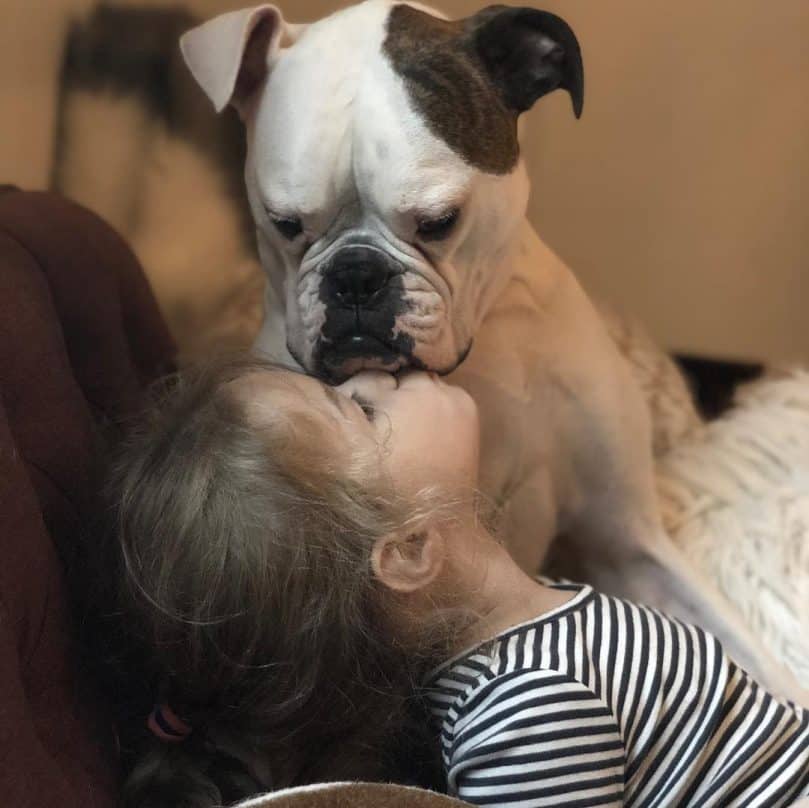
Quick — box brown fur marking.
[382,4,518,175]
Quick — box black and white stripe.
[425,582,809,807]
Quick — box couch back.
[0,188,175,807]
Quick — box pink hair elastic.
[147,703,192,743]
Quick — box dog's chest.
[448,279,562,540]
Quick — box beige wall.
[0,0,94,189]
[521,0,809,364]
[3,0,807,362]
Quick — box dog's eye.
[269,214,303,241]
[416,208,460,242]
[351,393,376,421]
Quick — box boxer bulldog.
[180,0,806,701]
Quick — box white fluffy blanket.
[657,371,809,687]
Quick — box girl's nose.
[334,370,398,398]
[397,369,439,386]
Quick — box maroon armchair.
[0,187,175,808]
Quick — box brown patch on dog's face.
[383,4,519,175]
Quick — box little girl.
[96,357,809,807]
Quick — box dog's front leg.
[567,517,809,706]
[553,366,808,704]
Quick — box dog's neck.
[472,219,565,330]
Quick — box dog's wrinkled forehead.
[244,1,583,214]
[182,0,583,198]
[383,4,518,175]
[252,1,474,216]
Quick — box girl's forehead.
[233,368,321,408]
[230,368,376,465]
[229,367,320,401]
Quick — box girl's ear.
[371,528,446,593]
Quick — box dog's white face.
[246,2,528,381]
[182,1,583,381]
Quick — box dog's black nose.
[330,264,389,305]
[324,246,393,306]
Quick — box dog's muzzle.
[314,244,415,381]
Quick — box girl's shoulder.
[424,640,622,767]
[424,578,723,721]
[423,580,597,716]
[427,578,594,682]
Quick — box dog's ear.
[466,6,584,118]
[180,5,294,115]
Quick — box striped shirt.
[424,581,809,807]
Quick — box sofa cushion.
[0,188,175,807]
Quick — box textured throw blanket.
[658,371,809,687]
[605,305,809,688]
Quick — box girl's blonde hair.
[95,357,459,807]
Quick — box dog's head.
[181,1,582,382]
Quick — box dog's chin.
[313,336,474,384]
[316,335,411,383]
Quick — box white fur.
[232,0,529,372]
